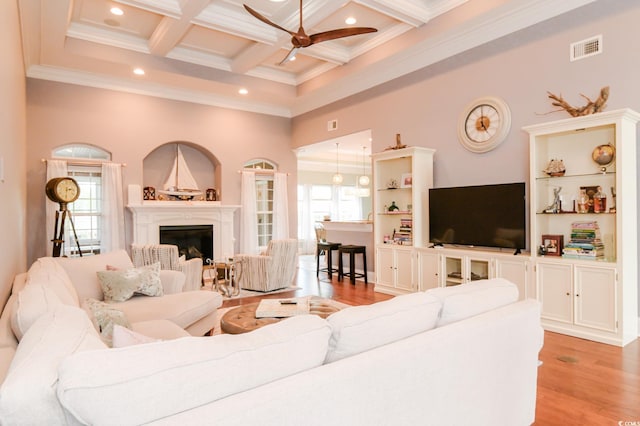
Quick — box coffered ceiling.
[18,0,595,117]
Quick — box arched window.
[52,144,111,256]
[244,159,277,248]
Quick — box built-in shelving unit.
[524,108,639,346]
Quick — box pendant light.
[358,146,370,186]
[332,142,343,184]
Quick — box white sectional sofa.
[0,261,543,425]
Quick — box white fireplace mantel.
[127,201,240,260]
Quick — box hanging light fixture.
[332,142,343,184]
[358,146,370,186]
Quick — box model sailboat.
[157,144,203,200]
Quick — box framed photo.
[542,234,564,256]
[401,173,412,188]
[580,185,598,213]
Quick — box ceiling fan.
[244,0,378,65]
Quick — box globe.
[592,144,615,167]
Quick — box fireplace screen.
[159,225,213,263]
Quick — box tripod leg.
[66,211,83,257]
[52,210,63,257]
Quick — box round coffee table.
[220,298,343,334]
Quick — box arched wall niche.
[143,141,221,198]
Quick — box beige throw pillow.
[84,299,131,346]
[97,262,163,302]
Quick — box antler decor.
[385,134,407,151]
[546,86,609,117]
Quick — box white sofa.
[0,272,543,425]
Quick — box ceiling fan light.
[345,17,357,25]
[358,175,370,186]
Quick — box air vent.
[327,119,338,131]
[570,35,602,61]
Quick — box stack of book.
[393,218,413,245]
[562,221,605,260]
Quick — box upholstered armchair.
[236,239,298,292]
[131,244,203,291]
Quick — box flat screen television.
[429,182,526,251]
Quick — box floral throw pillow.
[97,262,164,302]
[84,298,132,346]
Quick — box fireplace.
[128,198,239,261]
[160,225,213,263]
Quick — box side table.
[205,258,244,297]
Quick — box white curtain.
[46,160,68,257]
[298,183,316,254]
[272,172,289,239]
[240,171,259,254]
[101,163,125,253]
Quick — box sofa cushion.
[130,320,191,341]
[112,324,161,347]
[426,278,519,327]
[57,315,331,425]
[0,305,107,425]
[112,290,222,329]
[27,257,79,306]
[84,299,132,346]
[325,292,442,363]
[97,262,164,302]
[10,283,62,340]
[55,249,134,302]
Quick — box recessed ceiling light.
[110,7,124,16]
[345,17,357,25]
[133,68,145,76]
[239,88,248,95]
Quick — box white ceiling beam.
[148,0,210,56]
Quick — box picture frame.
[400,173,412,188]
[542,234,564,256]
[580,185,599,213]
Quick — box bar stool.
[338,245,368,284]
[316,241,341,279]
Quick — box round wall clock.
[46,177,80,205]
[457,96,511,153]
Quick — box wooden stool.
[316,242,341,279]
[338,245,368,284]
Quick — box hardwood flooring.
[222,255,640,425]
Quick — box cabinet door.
[376,247,395,287]
[395,249,414,290]
[537,262,573,323]
[418,251,439,291]
[443,255,464,286]
[574,265,617,332]
[495,258,529,301]
[468,257,490,281]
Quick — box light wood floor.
[222,255,640,424]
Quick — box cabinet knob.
[566,292,570,296]
[576,294,580,297]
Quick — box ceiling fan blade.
[310,27,377,45]
[278,47,299,66]
[243,4,295,36]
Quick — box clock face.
[458,97,511,153]
[46,177,80,204]
[465,104,500,143]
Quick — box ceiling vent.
[570,35,602,61]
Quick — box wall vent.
[570,35,602,61]
[327,119,338,131]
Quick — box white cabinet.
[495,256,531,301]
[376,246,414,294]
[442,253,491,286]
[415,247,530,296]
[537,261,617,335]
[525,109,639,346]
[417,250,439,291]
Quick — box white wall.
[0,0,28,307]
